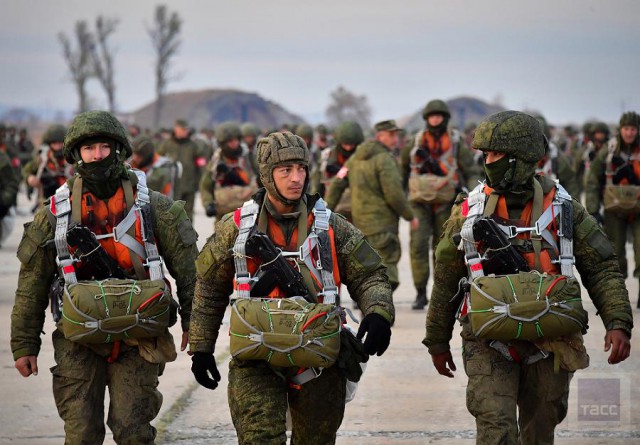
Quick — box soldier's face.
[427,114,444,127]
[341,143,356,152]
[620,126,638,145]
[227,138,240,149]
[50,142,63,152]
[174,125,189,139]
[272,163,306,201]
[484,150,507,164]
[377,131,399,150]
[80,142,111,163]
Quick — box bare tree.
[147,5,182,129]
[325,86,372,130]
[59,21,95,113]
[91,16,119,113]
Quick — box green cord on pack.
[515,322,522,339]
[535,322,544,337]
[126,280,137,314]
[505,276,517,301]
[99,281,110,318]
[536,275,544,301]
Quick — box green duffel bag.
[408,173,456,204]
[229,297,342,368]
[468,271,588,341]
[214,185,256,216]
[61,279,170,343]
[603,185,640,214]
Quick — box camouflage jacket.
[424,175,633,355]
[10,172,198,360]
[324,139,413,237]
[157,136,203,194]
[0,150,19,209]
[189,190,395,354]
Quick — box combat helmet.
[294,124,314,141]
[63,111,131,164]
[257,131,310,206]
[42,124,67,144]
[335,121,364,147]
[619,111,640,128]
[473,110,546,190]
[240,122,261,138]
[215,121,242,144]
[131,136,156,168]
[422,99,451,120]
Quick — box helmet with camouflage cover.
[240,122,261,138]
[315,124,329,136]
[619,111,640,128]
[473,110,546,190]
[215,121,242,145]
[131,136,156,168]
[42,124,67,144]
[422,99,451,120]
[533,113,551,139]
[294,124,314,141]
[592,122,610,137]
[335,121,364,146]
[63,110,131,164]
[257,131,310,206]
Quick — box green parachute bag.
[603,185,640,214]
[229,297,342,368]
[468,271,588,341]
[61,279,170,343]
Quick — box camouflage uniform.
[585,112,640,303]
[11,111,198,445]
[0,148,19,244]
[325,124,414,290]
[130,136,180,199]
[190,132,394,445]
[425,111,633,445]
[400,100,482,307]
[157,124,205,219]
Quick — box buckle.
[144,255,163,268]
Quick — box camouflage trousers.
[51,329,162,445]
[228,359,347,445]
[409,202,449,290]
[603,211,640,278]
[462,336,571,445]
[366,231,401,290]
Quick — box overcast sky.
[1,0,639,126]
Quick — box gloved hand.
[191,352,221,390]
[326,164,341,175]
[356,313,391,356]
[205,203,217,217]
[590,212,604,227]
[216,163,229,174]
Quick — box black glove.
[356,313,391,356]
[590,212,604,227]
[0,203,8,219]
[191,353,221,390]
[216,163,229,174]
[336,328,369,382]
[326,164,341,175]
[205,203,217,217]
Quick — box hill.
[122,89,306,130]
[399,96,506,133]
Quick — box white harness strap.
[461,183,487,280]
[232,200,260,299]
[310,199,337,304]
[52,185,77,284]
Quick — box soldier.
[189,131,394,444]
[24,124,74,206]
[424,110,632,444]
[400,99,481,310]
[157,118,207,220]
[586,111,640,307]
[130,135,181,198]
[200,122,257,220]
[312,121,364,215]
[575,121,610,196]
[0,122,20,171]
[11,111,198,444]
[326,120,416,291]
[16,127,35,167]
[534,114,580,198]
[314,124,331,152]
[240,122,262,181]
[0,147,19,247]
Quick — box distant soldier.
[0,147,19,247]
[0,122,20,171]
[127,124,141,139]
[400,99,481,310]
[586,111,640,307]
[24,124,74,206]
[16,127,35,167]
[157,119,207,220]
[315,124,331,152]
[313,121,364,219]
[130,135,181,198]
[326,120,417,291]
[200,122,257,219]
[240,122,262,181]
[575,121,610,196]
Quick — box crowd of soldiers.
[3,103,637,444]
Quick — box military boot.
[412,288,428,310]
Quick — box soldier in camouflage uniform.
[200,122,257,219]
[130,135,181,198]
[400,99,482,310]
[326,120,416,291]
[11,111,198,445]
[311,121,364,204]
[575,121,609,197]
[0,147,19,246]
[189,131,394,444]
[424,111,632,445]
[586,111,640,307]
[157,119,207,220]
[240,122,262,182]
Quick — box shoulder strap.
[232,199,260,299]
[52,184,77,284]
[461,183,488,279]
[310,198,338,304]
[605,138,618,185]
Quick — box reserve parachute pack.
[229,198,342,371]
[602,138,640,214]
[51,170,170,344]
[460,180,588,342]
[210,147,257,216]
[408,129,459,204]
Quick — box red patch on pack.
[195,157,207,168]
[461,198,469,217]
[50,196,57,216]
[233,208,242,227]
